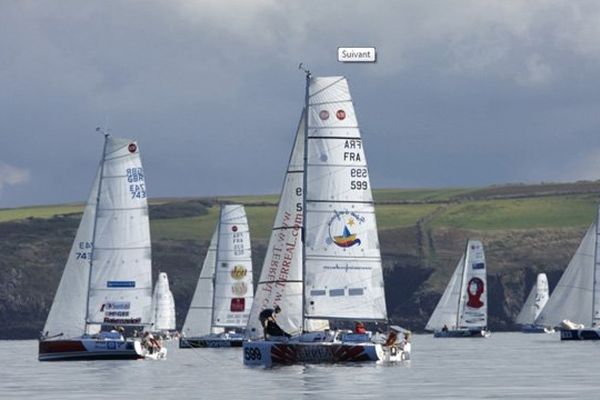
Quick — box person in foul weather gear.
[259,305,291,339]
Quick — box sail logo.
[466,277,485,309]
[230,265,248,280]
[230,298,245,312]
[231,282,248,296]
[128,143,137,153]
[327,210,364,248]
[319,110,330,120]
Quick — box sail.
[303,76,387,321]
[43,170,100,339]
[536,224,595,327]
[212,205,254,328]
[594,212,600,326]
[181,229,220,337]
[515,283,537,325]
[246,114,306,338]
[86,136,153,327]
[151,272,176,330]
[458,240,487,329]
[425,254,465,331]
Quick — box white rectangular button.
[337,47,376,63]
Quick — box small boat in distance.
[149,272,177,338]
[243,71,409,367]
[536,207,600,340]
[39,132,166,361]
[426,240,491,338]
[179,205,254,348]
[515,273,553,333]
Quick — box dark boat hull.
[560,329,600,341]
[38,338,143,361]
[179,337,244,348]
[433,329,491,338]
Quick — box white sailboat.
[243,71,409,367]
[150,272,176,336]
[39,132,165,361]
[180,204,254,348]
[535,209,600,340]
[425,239,491,338]
[515,273,553,333]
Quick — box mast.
[210,205,223,330]
[593,205,600,327]
[84,131,109,333]
[300,64,311,331]
[456,240,469,329]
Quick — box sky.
[2,0,600,208]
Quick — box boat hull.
[560,328,600,341]
[38,338,143,361]
[179,337,244,348]
[434,329,491,338]
[243,340,407,367]
[521,324,554,334]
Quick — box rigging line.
[308,77,345,98]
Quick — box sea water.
[1,333,599,399]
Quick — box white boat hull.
[243,340,408,367]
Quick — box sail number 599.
[350,168,368,190]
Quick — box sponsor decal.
[232,225,238,232]
[336,109,346,120]
[231,282,248,296]
[100,301,131,311]
[128,143,137,153]
[472,262,485,270]
[106,281,136,288]
[230,265,248,280]
[230,298,245,312]
[327,210,364,248]
[319,110,330,120]
[466,277,485,308]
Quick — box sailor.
[143,332,162,354]
[259,305,291,340]
[442,324,449,332]
[384,329,398,347]
[400,332,411,353]
[354,322,367,334]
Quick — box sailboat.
[150,272,177,337]
[425,239,491,338]
[515,273,553,333]
[535,210,600,340]
[179,204,254,348]
[39,132,165,361]
[243,71,409,367]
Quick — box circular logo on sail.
[231,282,248,296]
[231,225,238,232]
[319,110,330,120]
[466,277,484,309]
[230,265,248,280]
[128,143,137,153]
[327,210,364,248]
[336,110,346,120]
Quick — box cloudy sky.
[2,0,600,208]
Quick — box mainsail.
[212,205,254,328]
[181,229,220,337]
[151,272,176,331]
[303,76,387,321]
[43,171,100,339]
[536,224,597,327]
[86,136,153,328]
[515,273,549,326]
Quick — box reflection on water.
[2,333,600,399]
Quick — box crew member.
[259,305,291,339]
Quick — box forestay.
[536,224,596,328]
[303,76,387,321]
[86,136,153,327]
[43,171,100,339]
[212,205,254,328]
[182,230,219,336]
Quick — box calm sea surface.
[1,333,599,399]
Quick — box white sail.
[425,254,465,331]
[43,170,100,339]
[212,205,254,328]
[86,136,153,327]
[536,224,596,327]
[303,76,387,321]
[181,229,221,337]
[151,272,176,331]
[458,240,487,329]
[516,273,550,325]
